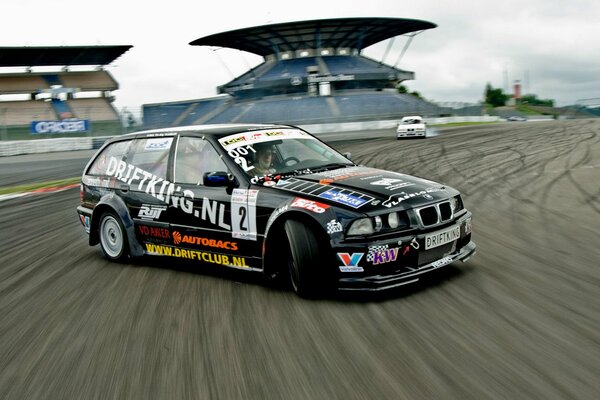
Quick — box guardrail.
[0,136,109,157]
[0,116,542,157]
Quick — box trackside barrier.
[1,116,515,156]
[299,116,504,134]
[0,136,112,157]
[424,116,501,125]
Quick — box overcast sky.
[2,0,599,113]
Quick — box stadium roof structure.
[0,45,133,67]
[189,17,436,57]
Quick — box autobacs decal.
[172,231,238,251]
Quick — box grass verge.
[0,177,80,195]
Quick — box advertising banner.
[30,119,90,134]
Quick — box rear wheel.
[99,211,129,262]
[283,219,327,298]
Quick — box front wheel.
[99,211,129,262]
[283,219,328,298]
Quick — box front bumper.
[338,241,475,291]
[397,130,426,138]
[335,213,475,291]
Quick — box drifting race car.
[397,115,427,138]
[77,124,475,297]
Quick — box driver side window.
[174,137,227,185]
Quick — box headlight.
[388,212,399,229]
[450,195,463,212]
[347,218,374,236]
[374,215,383,231]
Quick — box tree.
[519,94,554,107]
[484,83,509,107]
[397,83,423,99]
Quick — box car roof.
[109,123,296,142]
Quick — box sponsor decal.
[172,231,238,250]
[144,244,248,268]
[337,253,364,272]
[431,256,453,269]
[231,189,258,241]
[313,167,371,182]
[366,244,387,262]
[218,129,310,150]
[267,205,288,224]
[370,178,403,186]
[425,225,461,250]
[79,215,90,233]
[144,138,172,151]
[138,224,170,239]
[371,247,399,265]
[381,188,445,208]
[31,119,89,134]
[106,156,230,230]
[290,197,329,214]
[369,178,415,191]
[138,204,167,220]
[82,176,111,188]
[319,189,369,209]
[107,156,194,212]
[326,219,343,234]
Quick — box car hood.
[271,166,457,212]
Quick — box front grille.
[419,243,454,265]
[419,206,438,226]
[417,201,453,227]
[439,202,452,220]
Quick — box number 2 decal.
[231,189,258,240]
[238,207,248,231]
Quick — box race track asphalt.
[0,120,598,399]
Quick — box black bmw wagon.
[77,123,476,297]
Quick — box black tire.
[283,219,327,298]
[98,211,129,262]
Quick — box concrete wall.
[1,116,533,156]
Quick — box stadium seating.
[69,98,119,121]
[0,74,48,94]
[59,71,118,91]
[205,95,358,125]
[0,100,55,126]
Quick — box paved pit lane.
[0,119,598,399]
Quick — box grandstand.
[143,17,444,128]
[0,45,131,139]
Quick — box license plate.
[425,225,460,250]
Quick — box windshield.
[218,128,353,181]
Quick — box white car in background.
[397,116,427,139]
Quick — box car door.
[169,135,257,270]
[121,136,174,248]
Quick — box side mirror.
[203,171,232,187]
[342,152,352,161]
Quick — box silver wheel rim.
[100,216,123,258]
